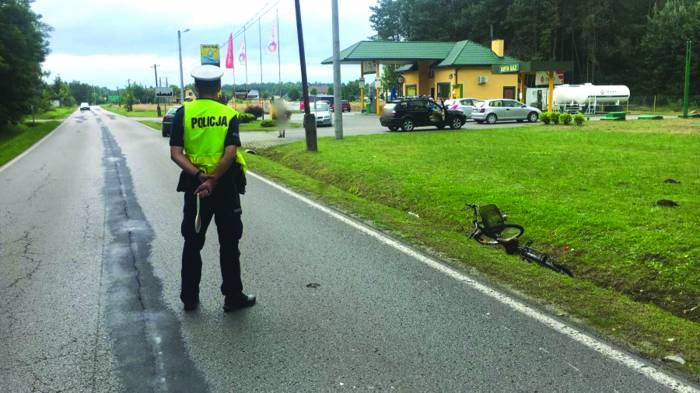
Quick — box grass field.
[103,103,163,118]
[138,118,301,133]
[33,106,76,120]
[240,120,302,132]
[139,121,162,132]
[248,118,700,377]
[0,121,62,167]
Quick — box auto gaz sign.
[495,63,519,73]
[200,44,220,66]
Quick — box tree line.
[370,0,700,96]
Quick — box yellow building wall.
[403,65,518,100]
[402,71,420,96]
[453,67,517,100]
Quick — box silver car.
[471,99,540,124]
[313,101,333,127]
[444,98,483,119]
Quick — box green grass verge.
[102,104,160,118]
[246,118,700,379]
[0,121,62,167]
[139,120,162,131]
[33,106,76,120]
[240,120,301,132]
[137,119,302,133]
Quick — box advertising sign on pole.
[200,44,221,66]
[155,87,174,98]
[535,71,565,86]
[361,61,377,75]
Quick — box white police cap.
[190,64,224,81]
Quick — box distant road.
[0,107,696,392]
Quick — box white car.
[444,98,483,118]
[313,101,333,127]
[471,99,541,124]
[79,102,90,111]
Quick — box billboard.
[200,44,220,66]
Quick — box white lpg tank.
[554,83,630,106]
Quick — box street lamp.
[178,28,190,104]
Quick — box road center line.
[248,170,698,393]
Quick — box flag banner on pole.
[267,18,278,53]
[238,39,247,65]
[225,33,234,69]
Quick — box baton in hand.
[194,195,202,233]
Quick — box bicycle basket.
[479,204,505,234]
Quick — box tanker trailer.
[553,83,630,113]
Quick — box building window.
[405,84,417,97]
[437,83,451,99]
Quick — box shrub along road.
[249,118,700,378]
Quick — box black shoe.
[223,293,256,312]
[183,296,199,311]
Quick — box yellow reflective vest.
[183,99,247,174]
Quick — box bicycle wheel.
[472,230,500,245]
[498,224,525,241]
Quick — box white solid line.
[0,114,75,174]
[247,170,698,393]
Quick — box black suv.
[380,98,467,131]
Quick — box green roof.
[322,40,520,67]
[438,40,518,67]
[321,41,456,64]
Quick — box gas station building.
[323,39,572,112]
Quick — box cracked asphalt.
[0,108,696,392]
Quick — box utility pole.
[258,18,264,119]
[331,0,343,139]
[151,64,161,117]
[126,79,132,112]
[682,40,692,118]
[178,29,189,104]
[295,0,317,151]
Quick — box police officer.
[169,64,255,312]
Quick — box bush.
[260,119,276,127]
[244,105,264,119]
[551,111,561,125]
[238,113,256,124]
[561,113,573,125]
[574,112,586,126]
[541,112,552,125]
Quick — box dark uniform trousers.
[180,179,243,303]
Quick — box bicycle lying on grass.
[467,203,574,277]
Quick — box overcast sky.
[33,0,378,89]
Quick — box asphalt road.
[0,108,697,392]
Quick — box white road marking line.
[0,114,75,174]
[566,361,582,373]
[248,170,699,393]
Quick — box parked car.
[79,102,90,111]
[471,99,540,124]
[313,101,333,127]
[161,106,181,137]
[443,98,483,118]
[330,100,351,112]
[300,95,335,111]
[380,97,466,131]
